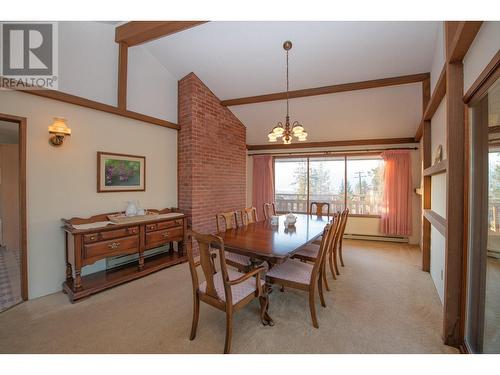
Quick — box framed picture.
[97,152,146,192]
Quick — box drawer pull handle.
[108,242,121,249]
[89,236,96,241]
[162,233,169,238]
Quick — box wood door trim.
[221,73,430,107]
[14,89,179,130]
[0,112,28,300]
[463,50,500,105]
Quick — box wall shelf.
[423,209,447,236]
[423,159,448,176]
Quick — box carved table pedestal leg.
[250,257,274,326]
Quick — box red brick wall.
[178,73,247,234]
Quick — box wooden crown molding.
[221,73,430,107]
[115,21,208,46]
[448,21,483,63]
[14,88,179,130]
[246,137,417,151]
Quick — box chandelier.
[268,40,307,144]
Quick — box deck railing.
[275,193,381,215]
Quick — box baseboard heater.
[106,245,173,269]
[344,233,408,243]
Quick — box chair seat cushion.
[199,269,264,305]
[225,252,251,266]
[266,259,314,285]
[294,244,320,259]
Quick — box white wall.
[430,23,445,93]
[430,227,445,303]
[58,22,118,106]
[463,22,500,92]
[0,90,178,299]
[58,22,178,122]
[127,46,178,123]
[235,83,423,145]
[246,146,421,244]
[426,22,449,302]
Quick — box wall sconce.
[48,117,71,146]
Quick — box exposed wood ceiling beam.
[221,73,430,107]
[115,21,208,46]
[246,137,417,151]
[448,21,483,63]
[117,42,128,109]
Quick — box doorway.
[466,77,500,353]
[0,113,27,312]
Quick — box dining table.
[218,213,330,325]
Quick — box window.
[274,155,384,216]
[274,158,308,213]
[308,157,345,212]
[346,156,384,215]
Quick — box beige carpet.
[0,240,458,354]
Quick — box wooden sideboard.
[62,208,187,302]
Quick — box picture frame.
[97,151,146,193]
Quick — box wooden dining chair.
[263,202,276,220]
[187,230,268,354]
[310,202,331,217]
[215,211,238,233]
[292,213,342,290]
[242,207,258,225]
[216,211,252,273]
[265,223,333,328]
[337,208,350,267]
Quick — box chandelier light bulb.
[267,40,308,145]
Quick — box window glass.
[346,157,384,215]
[309,157,345,212]
[274,158,308,213]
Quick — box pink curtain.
[252,155,274,221]
[380,150,412,236]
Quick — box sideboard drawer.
[83,235,139,262]
[146,227,183,248]
[84,226,139,243]
[145,219,182,232]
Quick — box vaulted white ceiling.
[146,21,438,99]
[145,21,438,143]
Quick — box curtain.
[380,150,412,236]
[252,155,274,221]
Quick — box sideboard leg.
[138,252,145,270]
[66,262,73,282]
[74,269,82,290]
